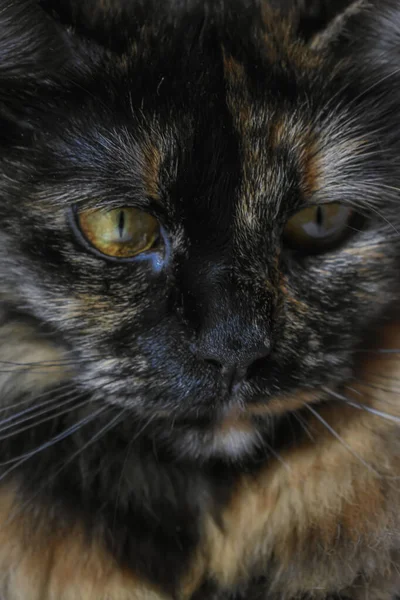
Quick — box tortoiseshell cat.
[1,0,400,598]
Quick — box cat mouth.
[154,388,322,433]
[156,389,330,460]
[211,388,321,422]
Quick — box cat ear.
[37,0,138,53]
[0,0,72,82]
[269,0,366,49]
[0,0,97,139]
[0,1,64,138]
[306,0,367,51]
[307,0,400,69]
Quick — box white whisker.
[324,387,400,425]
[0,398,92,441]
[305,403,386,479]
[0,405,107,470]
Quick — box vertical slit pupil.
[316,206,324,228]
[118,210,125,238]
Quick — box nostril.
[195,336,271,392]
[197,353,239,391]
[245,353,270,380]
[202,356,224,370]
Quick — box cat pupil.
[316,206,324,229]
[118,210,125,239]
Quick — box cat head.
[1,0,400,461]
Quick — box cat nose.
[197,339,271,393]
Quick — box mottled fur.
[0,0,400,598]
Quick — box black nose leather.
[186,268,272,392]
[198,340,271,393]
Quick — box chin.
[154,409,267,462]
[181,427,262,461]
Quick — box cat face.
[1,0,400,460]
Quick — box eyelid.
[72,197,167,220]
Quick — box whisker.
[355,348,400,355]
[0,354,116,369]
[353,373,400,386]
[0,381,76,416]
[0,356,122,386]
[323,64,400,120]
[343,398,400,425]
[347,380,400,398]
[7,407,125,530]
[304,404,385,478]
[112,412,157,542]
[0,359,89,367]
[360,204,400,235]
[55,408,126,471]
[346,66,400,113]
[0,388,82,432]
[0,372,124,422]
[293,412,317,443]
[264,440,291,472]
[324,387,400,425]
[0,405,108,474]
[0,398,93,441]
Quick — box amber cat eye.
[74,207,161,260]
[283,203,354,253]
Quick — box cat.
[0,0,400,598]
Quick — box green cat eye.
[76,207,160,259]
[283,203,354,253]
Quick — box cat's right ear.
[0,0,74,83]
[0,0,99,140]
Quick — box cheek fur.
[0,318,70,404]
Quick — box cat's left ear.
[304,0,400,67]
[0,0,102,142]
[37,0,140,54]
[306,0,366,51]
[277,0,366,50]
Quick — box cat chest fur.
[0,342,399,600]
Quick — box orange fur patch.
[222,50,252,138]
[260,5,323,70]
[141,142,162,201]
[301,140,322,198]
[195,323,400,597]
[0,486,168,600]
[201,407,399,596]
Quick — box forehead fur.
[1,1,396,238]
